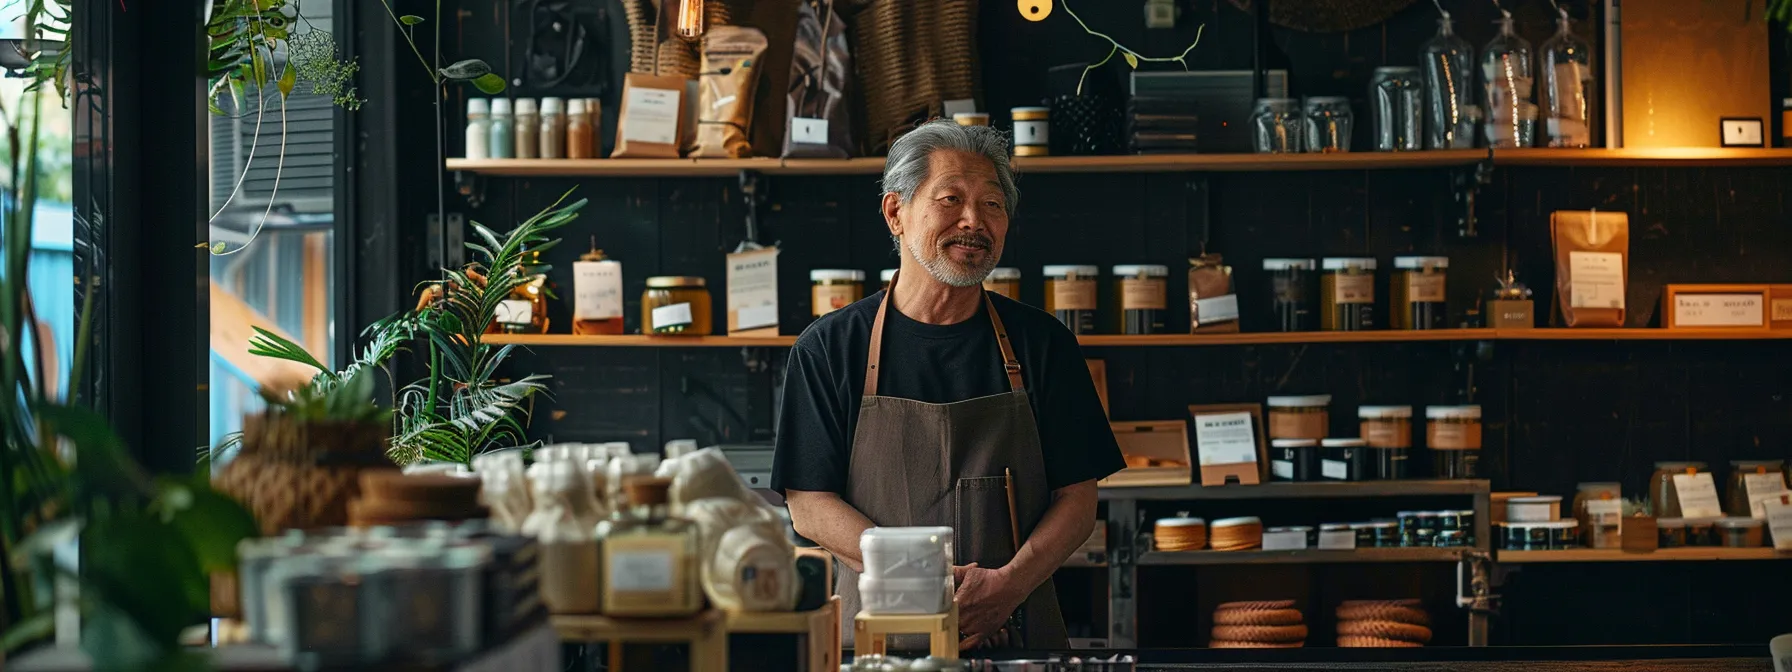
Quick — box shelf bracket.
[1457,550,1500,646]
[738,169,768,248]
[1452,158,1493,239]
[454,170,486,209]
[1106,498,1139,648]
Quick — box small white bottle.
[464,98,491,160]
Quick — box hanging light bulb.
[676,0,706,40]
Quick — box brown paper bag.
[1188,254,1239,333]
[694,27,769,158]
[1551,210,1630,327]
[613,72,692,158]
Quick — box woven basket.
[213,412,394,536]
[842,0,982,154]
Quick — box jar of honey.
[1320,257,1377,331]
[983,267,1021,300]
[642,276,713,335]
[810,269,865,317]
[1112,264,1168,335]
[1043,265,1099,335]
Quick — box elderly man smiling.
[771,119,1124,650]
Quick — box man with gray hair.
[772,119,1123,650]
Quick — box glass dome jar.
[1370,66,1424,151]
[1303,97,1353,153]
[1482,13,1536,149]
[1251,98,1304,153]
[1421,14,1477,149]
[1539,9,1593,148]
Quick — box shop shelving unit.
[1497,548,1790,563]
[1137,547,1473,565]
[483,328,1792,349]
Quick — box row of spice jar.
[1497,517,1771,551]
[1267,256,1450,332]
[866,265,1175,335]
[465,97,602,160]
[1267,396,1482,480]
[1151,509,1476,552]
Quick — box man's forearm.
[998,481,1098,595]
[785,490,876,573]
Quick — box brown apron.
[838,273,1069,650]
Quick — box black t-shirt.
[771,290,1124,495]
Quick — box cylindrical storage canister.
[1506,495,1561,523]
[1267,395,1331,440]
[982,267,1021,300]
[1320,437,1369,481]
[879,269,897,292]
[1371,442,1408,480]
[1686,517,1720,547]
[1718,517,1765,548]
[1650,461,1710,518]
[1209,517,1264,551]
[1113,264,1169,335]
[1012,107,1050,156]
[1392,256,1449,330]
[1269,439,1320,482]
[1657,518,1687,548]
[1370,66,1425,151]
[1320,257,1377,331]
[810,269,865,317]
[641,276,713,336]
[1725,459,1787,518]
[953,112,990,127]
[1043,265,1099,335]
[1426,405,1481,479]
[1543,520,1579,549]
[1359,405,1414,449]
[1263,258,1318,332]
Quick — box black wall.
[423,0,1792,647]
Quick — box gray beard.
[905,235,996,288]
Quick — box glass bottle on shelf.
[600,476,702,617]
[1303,97,1353,153]
[572,237,625,335]
[1421,13,1477,149]
[496,246,551,334]
[1482,13,1536,149]
[1250,98,1303,153]
[1539,9,1593,148]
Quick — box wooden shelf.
[1491,147,1792,167]
[1139,547,1470,565]
[484,328,1792,349]
[1076,329,1494,346]
[1499,327,1792,341]
[1100,479,1488,501]
[484,333,799,347]
[554,609,725,642]
[1497,548,1789,563]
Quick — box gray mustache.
[940,234,992,250]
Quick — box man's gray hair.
[880,119,1020,218]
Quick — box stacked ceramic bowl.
[1335,599,1432,648]
[1209,517,1264,551]
[1208,600,1307,648]
[1153,515,1207,551]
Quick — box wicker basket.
[842,0,982,154]
[213,412,394,536]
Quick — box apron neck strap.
[865,270,1024,397]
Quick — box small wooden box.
[1488,299,1535,329]
[1621,516,1659,553]
[1098,420,1190,488]
[1771,284,1792,330]
[1664,284,1773,330]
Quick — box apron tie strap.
[866,270,1025,396]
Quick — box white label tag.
[1586,499,1623,518]
[792,117,830,145]
[609,550,673,591]
[1193,411,1257,466]
[1568,251,1625,309]
[651,302,694,330]
[1672,293,1764,327]
[1193,294,1240,324]
[1332,273,1374,304]
[1321,459,1348,480]
[1015,119,1050,146]
[1318,529,1355,550]
[1262,530,1307,551]
[495,299,533,325]
[943,98,978,117]
[573,260,624,320]
[1772,298,1792,322]
[621,86,681,145]
[1672,472,1724,519]
[726,247,780,331]
[1270,460,1294,480]
[1745,473,1788,518]
[1766,496,1792,551]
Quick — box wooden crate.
[554,610,726,672]
[1099,420,1191,488]
[853,603,959,659]
[723,597,841,672]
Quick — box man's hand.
[952,563,1025,647]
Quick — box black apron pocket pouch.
[952,475,1017,568]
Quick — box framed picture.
[1187,403,1268,487]
[1719,117,1765,148]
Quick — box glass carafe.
[1251,98,1304,153]
[1303,97,1353,153]
[1421,16,1477,149]
[1370,66,1424,151]
[1482,14,1535,148]
[1539,11,1593,148]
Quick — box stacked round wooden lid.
[1335,599,1432,648]
[348,470,487,526]
[1154,516,1207,551]
[1209,516,1263,552]
[1208,600,1306,649]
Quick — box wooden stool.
[723,597,842,672]
[853,603,959,659]
[553,610,726,672]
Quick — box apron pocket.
[952,476,1018,567]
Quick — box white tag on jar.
[651,302,694,331]
[573,260,623,320]
[1321,459,1348,480]
[1744,473,1787,519]
[1270,460,1294,480]
[496,299,533,325]
[609,550,674,591]
[1193,294,1240,324]
[1671,472,1723,519]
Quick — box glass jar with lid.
[810,269,865,317]
[1425,405,1481,479]
[1392,256,1449,330]
[1649,461,1710,518]
[1321,437,1369,481]
[1263,258,1317,332]
[1112,264,1169,335]
[641,276,713,336]
[1303,97,1353,153]
[1572,482,1622,549]
[1267,395,1331,440]
[1370,66,1424,151]
[1359,406,1413,450]
[1043,265,1099,335]
[1718,517,1765,548]
[601,477,701,616]
[983,267,1021,300]
[1725,459,1787,518]
[1251,98,1304,153]
[1269,439,1319,482]
[1320,257,1376,331]
[1011,107,1051,156]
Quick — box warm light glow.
[1018,0,1053,21]
[676,0,705,40]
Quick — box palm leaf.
[246,327,333,379]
